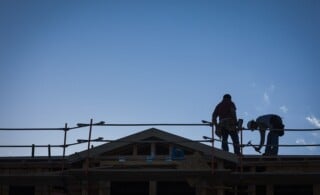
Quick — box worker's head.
[247,120,258,130]
[223,94,232,100]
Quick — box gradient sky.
[0,0,319,156]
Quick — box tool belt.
[215,118,237,137]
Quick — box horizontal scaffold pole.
[0,128,66,131]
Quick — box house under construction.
[0,126,319,195]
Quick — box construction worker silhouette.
[212,94,241,155]
[247,114,285,156]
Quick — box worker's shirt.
[212,100,237,122]
[256,114,281,130]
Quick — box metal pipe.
[48,144,51,158]
[86,119,93,175]
[31,144,35,158]
[63,123,68,158]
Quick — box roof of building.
[68,127,239,163]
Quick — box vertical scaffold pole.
[240,128,243,173]
[63,123,68,158]
[86,119,93,195]
[31,144,35,158]
[86,119,93,174]
[211,124,215,174]
[48,144,51,158]
[62,123,68,172]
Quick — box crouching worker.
[212,94,241,155]
[247,114,285,156]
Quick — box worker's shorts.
[216,118,237,137]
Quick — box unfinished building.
[0,128,319,195]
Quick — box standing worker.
[247,114,285,156]
[212,94,241,155]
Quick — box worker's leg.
[265,132,272,155]
[230,131,240,155]
[269,132,279,155]
[265,132,278,155]
[221,129,229,152]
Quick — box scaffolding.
[0,119,320,170]
[1,119,320,195]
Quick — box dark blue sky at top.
[0,0,319,156]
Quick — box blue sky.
[0,0,319,156]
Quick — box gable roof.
[68,128,238,163]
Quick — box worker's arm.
[211,107,218,126]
